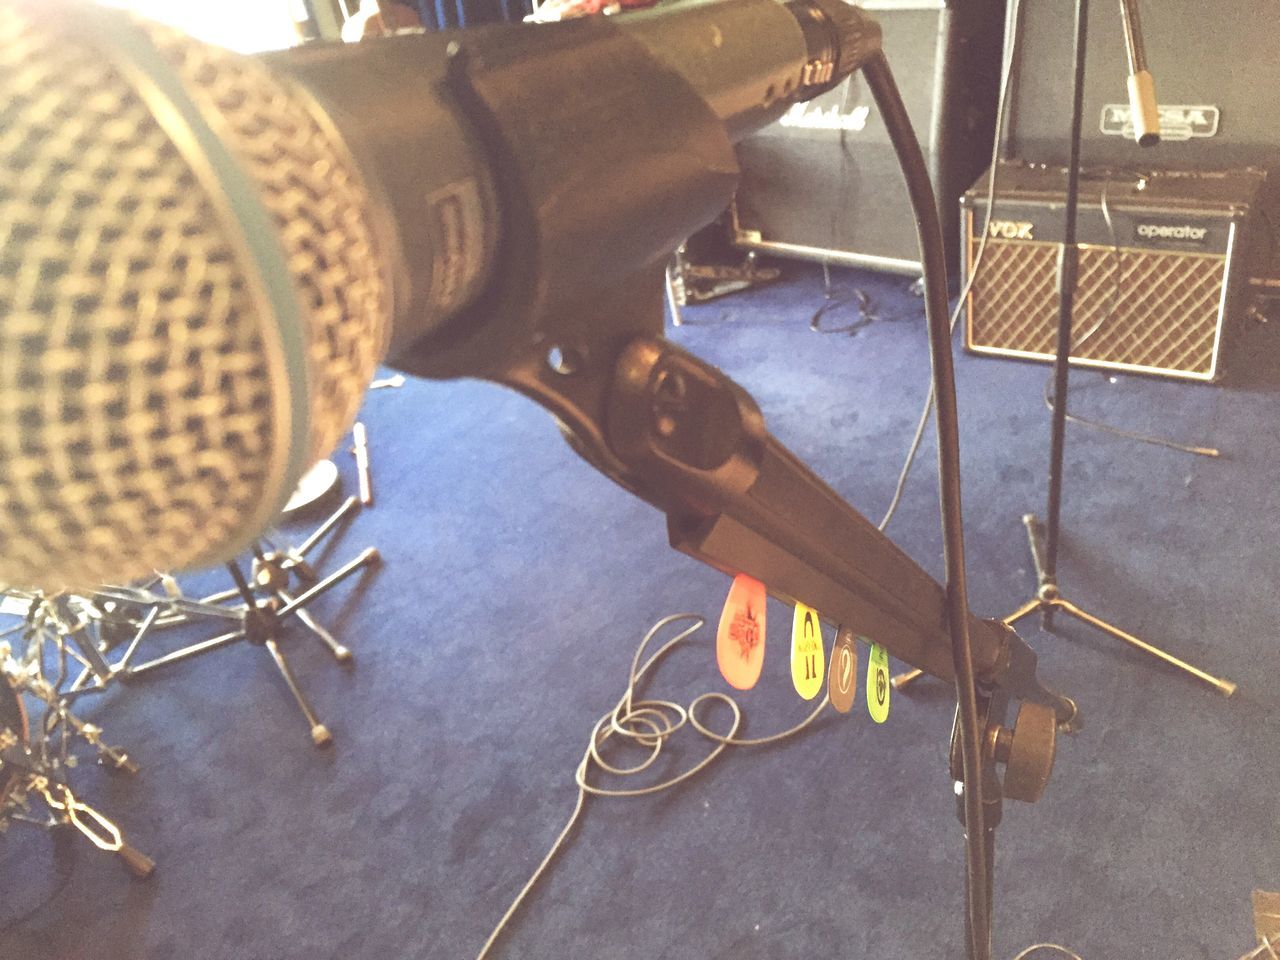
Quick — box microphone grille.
[0,1,389,590]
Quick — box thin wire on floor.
[475,614,830,959]
[1011,944,1084,960]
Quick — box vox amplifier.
[961,162,1274,382]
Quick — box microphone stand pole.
[896,0,1236,698]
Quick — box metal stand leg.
[263,637,332,748]
[1022,514,1235,696]
[122,547,377,745]
[665,260,686,327]
[281,595,352,663]
[68,605,163,695]
[83,495,379,748]
[276,547,380,619]
[896,522,1238,699]
[124,630,246,677]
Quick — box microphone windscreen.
[0,0,390,591]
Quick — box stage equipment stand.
[92,494,379,747]
[896,0,1236,699]
[0,595,154,876]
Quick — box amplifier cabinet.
[961,163,1273,382]
[730,0,1005,275]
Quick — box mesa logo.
[1135,222,1210,245]
[987,220,1034,240]
[1101,103,1219,141]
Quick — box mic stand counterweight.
[894,0,1235,699]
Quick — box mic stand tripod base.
[894,515,1237,699]
[118,497,380,747]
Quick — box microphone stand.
[385,23,1078,958]
[897,0,1236,699]
[1018,0,1236,696]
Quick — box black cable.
[862,51,990,960]
[809,264,877,334]
[877,0,1024,532]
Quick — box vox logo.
[987,219,1035,240]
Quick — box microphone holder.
[895,0,1236,699]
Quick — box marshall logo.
[778,102,870,132]
[988,220,1035,240]
[1135,222,1210,245]
[1101,103,1220,141]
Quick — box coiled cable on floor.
[475,613,829,959]
[1012,944,1084,960]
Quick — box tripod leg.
[1002,598,1042,628]
[279,593,353,664]
[123,630,245,676]
[665,260,685,326]
[1050,597,1237,696]
[113,605,163,674]
[295,495,360,559]
[262,637,333,747]
[275,548,380,619]
[116,840,157,879]
[891,667,924,690]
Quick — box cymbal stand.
[895,0,1235,699]
[0,597,153,877]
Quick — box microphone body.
[263,0,878,363]
[1118,0,1159,146]
[0,0,876,589]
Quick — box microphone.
[0,0,879,590]
[1118,0,1160,146]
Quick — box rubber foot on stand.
[311,724,334,748]
[118,843,156,879]
[105,754,140,776]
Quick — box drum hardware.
[0,609,153,878]
[664,243,781,325]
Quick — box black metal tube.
[1118,0,1147,74]
[1044,0,1090,583]
[862,51,990,960]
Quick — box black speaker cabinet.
[729,0,1006,275]
[1002,0,1280,172]
[961,162,1273,381]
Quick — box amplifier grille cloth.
[967,241,1225,377]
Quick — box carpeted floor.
[3,262,1277,960]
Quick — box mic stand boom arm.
[384,20,1073,748]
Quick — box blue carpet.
[3,262,1278,959]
